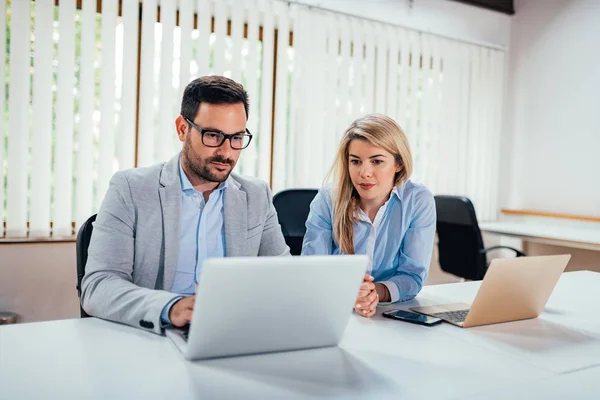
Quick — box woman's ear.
[395,156,403,173]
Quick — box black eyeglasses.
[184,117,253,150]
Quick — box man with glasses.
[81,76,290,334]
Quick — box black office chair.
[435,195,525,281]
[272,189,318,256]
[76,214,97,318]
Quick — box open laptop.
[411,254,571,328]
[166,255,368,360]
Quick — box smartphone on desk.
[382,309,442,326]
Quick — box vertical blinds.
[274,6,506,223]
[1,0,505,238]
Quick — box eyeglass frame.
[184,116,253,150]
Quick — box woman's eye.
[350,159,360,165]
[372,159,383,165]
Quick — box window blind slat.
[427,36,443,193]
[466,46,481,215]
[386,26,399,121]
[271,2,290,192]
[363,23,375,114]
[444,43,462,194]
[350,19,364,118]
[118,0,140,171]
[257,0,274,183]
[5,0,31,237]
[322,14,339,174]
[479,48,493,220]
[374,24,387,113]
[396,29,410,129]
[489,51,505,220]
[457,44,470,195]
[306,13,328,188]
[96,0,118,212]
[137,0,158,167]
[53,0,77,236]
[241,0,259,177]
[76,0,98,228]
[291,6,310,187]
[336,18,351,136]
[437,40,457,196]
[29,0,54,237]
[157,0,176,163]
[286,6,300,188]
[195,0,211,78]
[213,0,227,76]
[406,32,421,164]
[418,35,432,186]
[178,0,194,98]
[230,2,244,84]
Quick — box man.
[81,76,290,334]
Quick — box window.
[1,0,505,239]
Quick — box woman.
[302,114,436,318]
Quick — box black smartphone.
[382,309,442,326]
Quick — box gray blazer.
[81,154,290,334]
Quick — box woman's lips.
[359,183,375,190]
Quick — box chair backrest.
[434,195,487,280]
[272,189,318,255]
[76,214,97,318]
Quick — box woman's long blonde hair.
[330,114,413,255]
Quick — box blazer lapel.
[159,155,182,290]
[224,177,247,257]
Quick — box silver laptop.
[166,255,368,360]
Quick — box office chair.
[435,195,525,281]
[76,214,97,318]
[272,189,318,255]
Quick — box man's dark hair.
[180,75,249,121]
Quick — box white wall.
[502,0,600,216]
[290,0,512,48]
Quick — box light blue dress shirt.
[301,180,436,303]
[160,159,227,324]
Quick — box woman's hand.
[355,274,378,318]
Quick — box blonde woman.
[302,114,436,318]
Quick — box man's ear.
[175,115,188,143]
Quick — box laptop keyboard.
[430,309,470,324]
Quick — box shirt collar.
[178,155,228,194]
[391,183,405,202]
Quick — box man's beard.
[183,136,235,183]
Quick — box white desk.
[479,220,600,251]
[461,366,600,400]
[1,271,598,399]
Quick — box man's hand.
[169,296,195,327]
[355,274,378,318]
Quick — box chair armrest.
[480,245,526,257]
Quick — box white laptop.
[166,255,368,360]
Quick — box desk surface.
[1,271,599,400]
[480,220,600,250]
